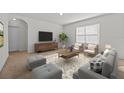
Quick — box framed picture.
[0,22,4,48]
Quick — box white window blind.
[76,24,99,44]
[76,27,85,43]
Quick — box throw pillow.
[90,57,105,73]
[103,49,110,57]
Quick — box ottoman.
[27,55,46,70]
[32,64,62,79]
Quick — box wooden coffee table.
[58,49,80,59]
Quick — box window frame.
[75,24,100,44]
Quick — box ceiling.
[14,13,105,25]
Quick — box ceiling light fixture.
[59,13,63,16]
[12,18,17,20]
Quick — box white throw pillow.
[103,49,110,57]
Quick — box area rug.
[41,53,91,79]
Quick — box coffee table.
[58,49,80,59]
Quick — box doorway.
[8,19,28,52]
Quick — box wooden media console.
[34,42,58,52]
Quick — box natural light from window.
[76,24,99,44]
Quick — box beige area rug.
[40,53,91,79]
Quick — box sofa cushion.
[73,71,80,79]
[32,64,62,79]
[27,55,46,70]
[78,64,107,79]
[27,55,45,63]
[108,49,116,56]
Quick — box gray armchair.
[73,49,118,79]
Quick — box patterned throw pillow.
[90,57,105,73]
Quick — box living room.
[0,13,124,79]
[1,0,124,93]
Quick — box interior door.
[8,26,19,52]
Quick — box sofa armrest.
[78,67,108,79]
[73,71,80,79]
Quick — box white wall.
[8,14,63,53]
[8,19,28,52]
[63,14,124,59]
[27,19,63,53]
[0,14,9,71]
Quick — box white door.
[8,26,20,52]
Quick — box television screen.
[39,31,53,41]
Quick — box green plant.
[59,32,68,44]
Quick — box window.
[76,27,85,43]
[76,24,99,44]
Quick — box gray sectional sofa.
[73,49,118,79]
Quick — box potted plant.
[59,32,68,48]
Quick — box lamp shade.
[105,44,111,49]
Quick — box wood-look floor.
[0,52,32,79]
[0,51,124,79]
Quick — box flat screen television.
[39,31,53,41]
